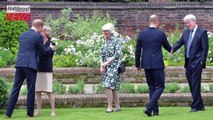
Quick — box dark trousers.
[144,69,165,114]
[186,60,204,109]
[6,67,37,117]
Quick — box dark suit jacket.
[38,39,55,72]
[135,27,172,69]
[173,27,209,68]
[15,29,53,70]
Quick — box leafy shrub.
[0,48,15,68]
[45,8,116,40]
[45,8,137,67]
[93,83,104,94]
[53,81,66,94]
[206,32,213,66]
[53,40,74,55]
[120,83,135,93]
[53,54,77,67]
[0,11,28,54]
[136,84,148,93]
[6,82,13,94]
[164,83,181,93]
[0,76,8,109]
[68,80,85,94]
[201,85,209,93]
[20,86,28,95]
[180,86,190,93]
[209,84,213,92]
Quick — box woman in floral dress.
[100,23,122,113]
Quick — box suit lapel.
[190,27,199,48]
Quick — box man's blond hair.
[32,19,44,28]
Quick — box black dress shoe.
[190,108,198,112]
[153,113,159,116]
[198,108,205,111]
[144,108,152,117]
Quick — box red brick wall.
[1,1,213,37]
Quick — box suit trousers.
[144,69,165,114]
[6,67,37,117]
[186,59,204,109]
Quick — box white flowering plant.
[52,32,135,67]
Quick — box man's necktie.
[186,30,193,58]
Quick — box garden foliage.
[0,11,28,54]
[0,77,8,109]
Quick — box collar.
[149,25,157,28]
[31,26,37,32]
[192,26,198,32]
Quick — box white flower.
[51,37,60,41]
[207,31,213,38]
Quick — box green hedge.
[0,11,28,54]
[0,76,8,109]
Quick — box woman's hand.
[100,67,105,74]
[101,62,108,69]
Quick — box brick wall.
[1,1,213,38]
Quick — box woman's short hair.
[42,25,51,31]
[102,23,115,34]
[183,14,197,22]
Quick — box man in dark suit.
[172,14,209,112]
[135,15,172,117]
[5,19,55,118]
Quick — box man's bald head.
[149,15,159,27]
[32,19,44,32]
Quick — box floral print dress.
[100,36,122,90]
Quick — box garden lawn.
[1,107,213,120]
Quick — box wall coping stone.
[16,93,213,107]
[1,2,213,10]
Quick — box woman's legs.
[35,91,42,115]
[47,92,56,116]
[104,88,113,111]
[113,90,121,110]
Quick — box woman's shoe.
[34,112,41,117]
[51,112,56,117]
[106,110,113,113]
[114,109,121,112]
[5,115,11,119]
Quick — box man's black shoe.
[153,113,159,116]
[190,108,198,112]
[144,108,152,117]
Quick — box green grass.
[1,107,213,120]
